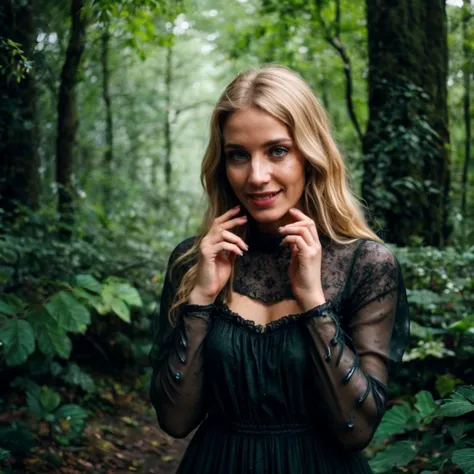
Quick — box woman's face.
[223,106,306,233]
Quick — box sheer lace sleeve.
[302,240,410,451]
[149,238,212,438]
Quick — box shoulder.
[348,240,400,304]
[355,239,398,268]
[169,236,197,262]
[166,236,198,283]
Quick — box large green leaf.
[111,297,130,322]
[28,308,71,359]
[75,274,102,294]
[414,390,438,419]
[438,392,474,417]
[112,283,142,307]
[0,319,35,366]
[372,402,412,445]
[452,449,474,474]
[45,291,91,334]
[369,440,417,473]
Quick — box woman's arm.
[302,240,409,451]
[149,240,213,438]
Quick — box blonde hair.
[169,65,381,322]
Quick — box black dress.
[149,230,410,473]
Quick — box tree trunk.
[363,0,450,246]
[164,42,173,191]
[101,24,114,213]
[56,0,86,240]
[461,0,472,241]
[0,0,40,222]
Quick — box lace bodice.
[149,228,410,450]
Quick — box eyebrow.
[223,138,292,150]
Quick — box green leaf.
[456,386,474,403]
[447,420,474,443]
[72,288,103,312]
[438,392,474,417]
[28,308,71,359]
[111,297,130,322]
[46,291,91,334]
[0,421,34,456]
[0,447,11,460]
[372,403,412,444]
[0,319,35,366]
[0,294,23,316]
[40,386,61,414]
[61,363,95,393]
[369,440,417,473]
[414,391,437,419]
[75,274,102,294]
[26,383,43,418]
[436,374,463,398]
[54,404,88,440]
[452,448,474,474]
[113,283,142,307]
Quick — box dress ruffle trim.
[215,301,333,335]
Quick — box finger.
[288,207,310,221]
[215,206,242,224]
[216,241,244,257]
[219,215,248,231]
[279,225,314,246]
[220,229,248,251]
[281,235,309,252]
[209,217,248,244]
[281,216,319,243]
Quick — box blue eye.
[227,151,249,162]
[270,146,289,158]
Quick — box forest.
[0,0,474,472]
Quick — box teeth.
[253,192,278,200]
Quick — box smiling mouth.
[248,191,282,200]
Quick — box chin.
[249,207,289,224]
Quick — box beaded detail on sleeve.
[148,238,213,439]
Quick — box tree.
[461,0,473,241]
[363,0,451,246]
[56,0,87,240]
[0,0,40,222]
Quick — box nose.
[247,157,271,187]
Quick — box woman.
[149,65,410,473]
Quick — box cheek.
[225,167,241,194]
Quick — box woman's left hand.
[278,208,326,311]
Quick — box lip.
[248,190,282,207]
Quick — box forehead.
[223,107,291,144]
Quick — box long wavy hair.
[168,65,381,322]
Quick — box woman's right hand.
[188,206,248,305]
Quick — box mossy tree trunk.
[0,0,40,222]
[56,0,86,240]
[363,0,450,246]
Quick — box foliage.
[363,80,442,222]
[369,386,474,473]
